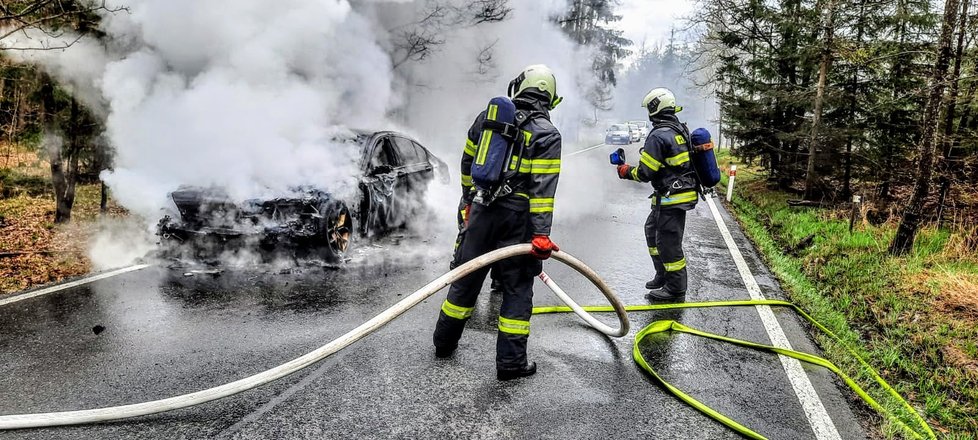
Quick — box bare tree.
[0,1,124,51]
[803,0,837,201]
[889,0,961,255]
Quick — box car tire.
[317,201,353,260]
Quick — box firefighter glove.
[530,235,559,260]
[617,164,632,179]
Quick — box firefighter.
[434,64,563,381]
[615,87,698,300]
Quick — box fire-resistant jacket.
[459,97,562,236]
[621,113,699,211]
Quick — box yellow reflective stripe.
[529,197,554,213]
[514,192,529,199]
[630,167,639,181]
[460,174,473,187]
[522,129,532,147]
[665,151,690,166]
[664,258,686,272]
[441,300,474,320]
[464,139,477,157]
[475,105,498,166]
[529,158,560,174]
[640,151,662,171]
[649,247,659,256]
[498,316,530,335]
[654,191,698,206]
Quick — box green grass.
[715,150,978,439]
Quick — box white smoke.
[4,0,608,268]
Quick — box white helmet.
[508,64,563,110]
[642,87,682,117]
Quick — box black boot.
[646,289,685,301]
[497,362,537,381]
[434,345,456,359]
[645,276,665,290]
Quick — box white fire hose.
[0,244,629,430]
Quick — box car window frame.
[366,135,397,173]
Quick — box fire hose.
[0,244,629,430]
[0,245,935,439]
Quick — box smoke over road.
[2,0,617,268]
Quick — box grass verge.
[716,150,977,439]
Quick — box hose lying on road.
[0,244,629,430]
[534,301,937,440]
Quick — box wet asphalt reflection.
[0,144,870,439]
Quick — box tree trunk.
[889,0,961,255]
[804,0,836,201]
[936,0,970,228]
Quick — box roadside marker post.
[726,165,737,202]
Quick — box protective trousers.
[435,202,539,370]
[452,199,501,288]
[645,207,688,293]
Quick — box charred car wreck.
[157,130,448,262]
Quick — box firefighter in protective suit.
[615,88,697,299]
[434,64,563,381]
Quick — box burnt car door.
[390,135,438,224]
[359,135,399,236]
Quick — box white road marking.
[0,264,151,307]
[705,196,842,440]
[566,142,609,157]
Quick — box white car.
[605,124,632,145]
[627,123,641,142]
[629,121,650,139]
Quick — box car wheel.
[314,201,353,259]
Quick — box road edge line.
[705,196,843,440]
[566,142,608,157]
[0,264,151,307]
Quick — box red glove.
[462,204,471,226]
[617,164,631,179]
[530,235,559,260]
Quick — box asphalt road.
[0,142,872,439]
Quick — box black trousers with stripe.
[644,207,688,293]
[435,202,540,370]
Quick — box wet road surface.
[0,143,871,439]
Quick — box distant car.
[627,123,641,142]
[628,120,650,139]
[157,130,449,262]
[605,124,632,145]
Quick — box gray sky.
[613,0,695,61]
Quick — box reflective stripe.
[498,316,530,335]
[664,258,687,272]
[514,192,530,199]
[529,197,555,214]
[630,167,639,181]
[464,139,477,157]
[649,247,659,256]
[510,157,561,174]
[640,151,662,171]
[476,105,498,166]
[460,174,473,187]
[529,158,560,174]
[441,300,474,320]
[665,151,690,166]
[522,129,532,147]
[654,191,698,206]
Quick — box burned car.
[157,130,448,262]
